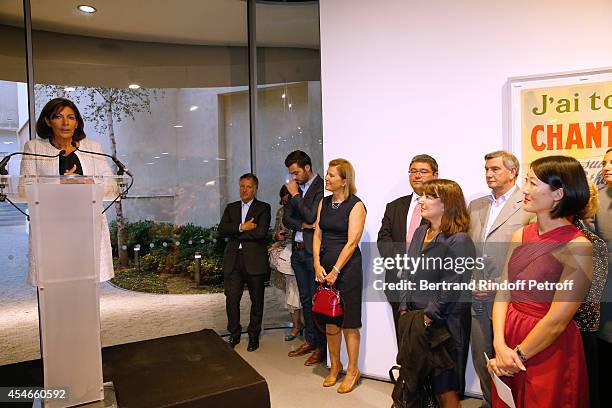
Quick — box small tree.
[35,85,163,267]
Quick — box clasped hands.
[315,263,339,285]
[487,345,526,378]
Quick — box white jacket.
[20,138,115,285]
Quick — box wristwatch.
[514,345,528,362]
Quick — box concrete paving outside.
[0,225,288,365]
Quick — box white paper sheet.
[485,352,516,408]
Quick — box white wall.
[319,0,612,387]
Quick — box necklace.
[331,200,342,209]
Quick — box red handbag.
[312,284,343,317]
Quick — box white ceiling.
[0,0,320,48]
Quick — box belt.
[293,242,306,249]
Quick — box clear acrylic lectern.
[1,175,127,408]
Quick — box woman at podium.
[19,97,115,285]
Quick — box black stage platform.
[0,330,271,408]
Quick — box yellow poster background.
[521,80,612,185]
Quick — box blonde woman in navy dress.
[313,158,366,394]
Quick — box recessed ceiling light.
[173,125,183,128]
[64,87,75,92]
[146,162,154,165]
[161,152,169,155]
[153,156,160,159]
[189,105,199,111]
[3,141,14,145]
[128,83,140,89]
[77,5,97,13]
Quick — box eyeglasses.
[409,169,432,175]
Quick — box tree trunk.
[105,101,129,267]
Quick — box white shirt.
[294,174,317,243]
[484,185,517,238]
[239,199,254,248]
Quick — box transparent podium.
[1,175,127,408]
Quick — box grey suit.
[467,187,531,408]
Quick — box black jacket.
[219,199,271,276]
[282,174,324,254]
[377,194,422,301]
[400,224,475,322]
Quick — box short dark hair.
[284,150,312,169]
[240,173,259,188]
[410,154,438,174]
[36,98,86,142]
[530,155,589,219]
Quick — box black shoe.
[247,336,259,352]
[226,336,240,348]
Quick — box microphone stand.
[0,150,66,221]
[71,142,134,214]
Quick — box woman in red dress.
[487,155,592,408]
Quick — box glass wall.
[0,0,322,367]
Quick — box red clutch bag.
[312,284,343,317]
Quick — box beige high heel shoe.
[337,369,361,393]
[323,364,343,387]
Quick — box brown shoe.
[337,369,361,394]
[304,348,325,366]
[288,343,316,357]
[323,364,343,387]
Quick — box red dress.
[492,224,589,408]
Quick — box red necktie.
[406,202,422,243]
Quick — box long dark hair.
[36,98,86,142]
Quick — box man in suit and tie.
[377,154,439,338]
[595,147,612,407]
[467,151,531,408]
[282,150,326,365]
[219,173,271,352]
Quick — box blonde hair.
[328,158,357,198]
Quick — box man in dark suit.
[377,154,438,339]
[282,150,326,365]
[219,173,271,352]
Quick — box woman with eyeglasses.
[398,179,475,408]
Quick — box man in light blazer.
[377,154,439,339]
[467,151,531,408]
[219,173,271,352]
[282,150,326,365]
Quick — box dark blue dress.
[317,194,364,329]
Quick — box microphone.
[71,142,133,177]
[0,150,66,175]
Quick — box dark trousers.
[389,301,402,344]
[470,299,493,408]
[224,252,266,339]
[292,247,326,349]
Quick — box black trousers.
[224,252,266,339]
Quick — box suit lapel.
[479,199,491,241]
[398,194,412,241]
[302,175,322,200]
[244,199,258,222]
[486,188,523,238]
